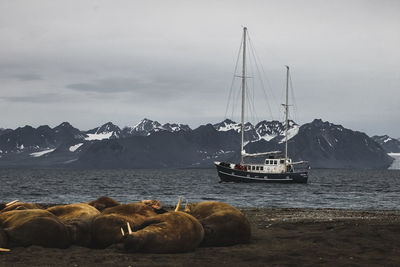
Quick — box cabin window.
[260,166,263,171]
[266,160,270,165]
[252,166,255,170]
[256,166,259,170]
[274,160,277,165]
[280,159,284,164]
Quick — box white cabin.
[230,158,293,174]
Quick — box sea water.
[0,168,399,210]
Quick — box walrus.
[87,196,120,212]
[0,209,71,248]
[47,203,100,221]
[47,203,100,247]
[91,202,159,248]
[0,200,41,213]
[0,226,7,250]
[0,200,19,211]
[184,201,251,246]
[121,211,204,253]
[140,199,167,213]
[121,197,204,253]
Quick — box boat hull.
[215,163,308,183]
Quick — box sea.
[1,168,400,210]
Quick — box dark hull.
[215,163,308,183]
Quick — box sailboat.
[214,27,308,183]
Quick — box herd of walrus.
[0,197,251,253]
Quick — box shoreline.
[2,207,400,266]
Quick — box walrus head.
[141,200,167,214]
[0,200,20,212]
[141,200,162,210]
[173,197,193,213]
[120,222,144,251]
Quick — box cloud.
[0,1,399,136]
[13,74,42,81]
[0,93,64,103]
[66,78,136,93]
[65,76,192,96]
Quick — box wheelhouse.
[239,158,294,174]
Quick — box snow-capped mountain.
[292,119,392,168]
[255,120,284,140]
[213,119,299,143]
[0,125,56,154]
[372,135,400,153]
[0,122,85,163]
[213,119,241,132]
[53,122,86,142]
[0,118,395,169]
[85,122,121,141]
[245,119,393,169]
[162,123,191,132]
[122,118,192,137]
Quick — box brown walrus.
[185,201,251,246]
[0,209,71,248]
[91,202,159,248]
[47,203,100,221]
[87,196,120,212]
[47,203,100,247]
[121,211,204,253]
[0,200,41,213]
[0,226,7,249]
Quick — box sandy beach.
[1,207,400,266]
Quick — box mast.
[284,65,289,164]
[240,27,247,164]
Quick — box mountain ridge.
[0,118,395,169]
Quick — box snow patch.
[30,148,56,157]
[325,138,333,147]
[384,137,393,143]
[63,158,78,164]
[279,125,299,143]
[388,153,400,170]
[85,132,113,141]
[218,123,241,132]
[260,135,276,142]
[69,143,83,152]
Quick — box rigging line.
[250,45,273,122]
[246,46,254,123]
[224,34,243,119]
[246,79,259,125]
[231,82,242,122]
[288,70,299,124]
[245,45,259,125]
[247,33,275,121]
[246,44,254,126]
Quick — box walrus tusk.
[121,227,125,236]
[0,248,10,252]
[184,200,189,212]
[175,196,182,212]
[127,222,132,235]
[5,200,19,207]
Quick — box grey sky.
[0,0,399,137]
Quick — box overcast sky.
[0,0,399,137]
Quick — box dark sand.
[1,208,400,266]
